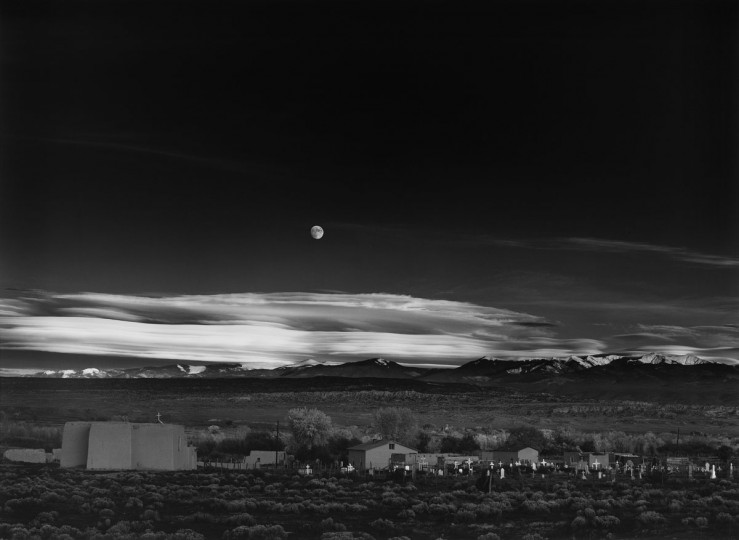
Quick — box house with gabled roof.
[347,439,417,471]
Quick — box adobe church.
[61,421,197,470]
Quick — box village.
[2,413,739,539]
[3,417,735,485]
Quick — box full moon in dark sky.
[311,226,324,240]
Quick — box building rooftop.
[348,439,418,452]
[491,446,540,452]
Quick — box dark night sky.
[1,0,737,370]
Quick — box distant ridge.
[22,353,736,383]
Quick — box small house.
[562,451,611,469]
[481,446,539,466]
[417,453,480,471]
[586,453,610,468]
[611,452,641,466]
[243,450,287,469]
[348,439,417,471]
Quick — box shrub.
[172,530,206,540]
[141,509,159,521]
[0,420,62,448]
[593,515,620,528]
[34,511,56,524]
[716,513,734,524]
[522,500,550,514]
[370,518,396,533]
[428,503,457,514]
[477,534,501,540]
[455,509,476,523]
[7,525,30,540]
[638,511,666,525]
[225,513,257,526]
[319,518,347,532]
[223,525,288,540]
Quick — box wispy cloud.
[558,238,739,268]
[0,291,584,368]
[8,134,289,180]
[4,291,736,368]
[423,232,739,268]
[608,323,739,364]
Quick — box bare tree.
[373,407,417,444]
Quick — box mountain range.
[27,353,738,384]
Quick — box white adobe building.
[61,421,197,470]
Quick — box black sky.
[1,0,737,367]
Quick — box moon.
[311,225,324,239]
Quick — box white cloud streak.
[433,232,739,268]
[560,238,739,268]
[0,291,600,368]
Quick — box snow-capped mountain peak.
[634,353,707,366]
[21,352,726,380]
[292,358,325,367]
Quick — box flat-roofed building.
[481,446,539,465]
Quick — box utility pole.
[676,428,680,456]
[275,421,280,469]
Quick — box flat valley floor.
[1,377,737,437]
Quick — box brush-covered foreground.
[2,465,738,540]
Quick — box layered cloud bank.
[0,291,602,368]
[0,291,736,368]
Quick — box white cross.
[156,412,163,423]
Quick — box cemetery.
[1,405,737,537]
[1,456,738,540]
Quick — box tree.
[457,433,480,453]
[416,431,432,453]
[580,439,596,453]
[373,407,417,444]
[244,431,285,451]
[440,433,480,454]
[287,407,333,450]
[506,426,547,450]
[717,445,734,463]
[328,435,362,464]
